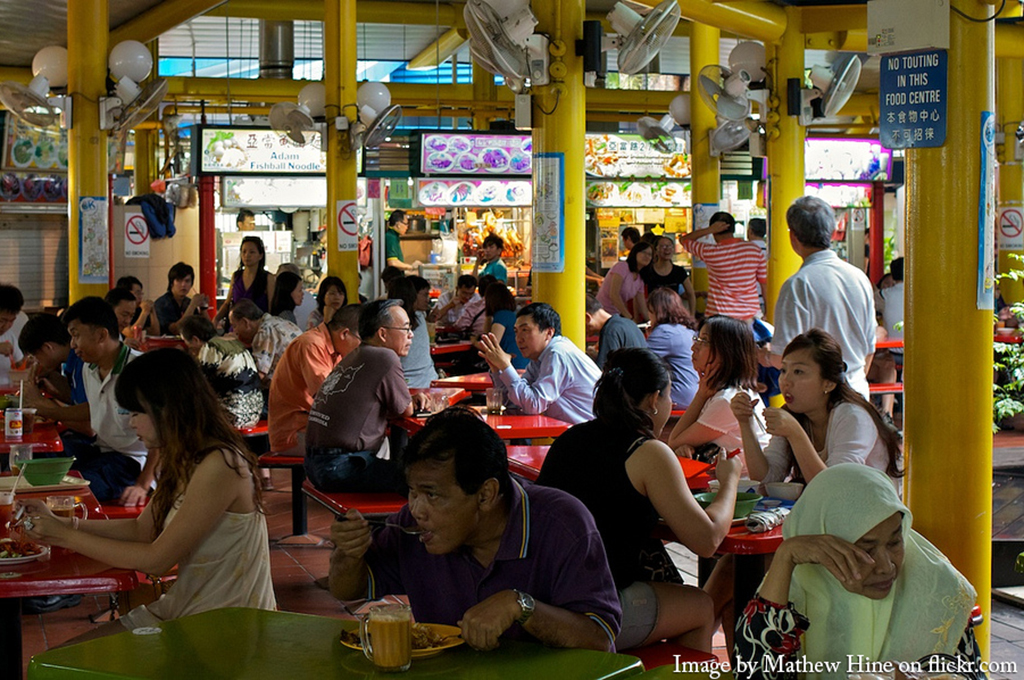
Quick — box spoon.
[336,515,425,535]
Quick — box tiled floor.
[19,443,1024,677]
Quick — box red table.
[0,422,64,455]
[875,339,903,349]
[408,387,470,406]
[1,477,139,679]
[394,410,571,439]
[430,370,525,393]
[430,341,474,356]
[507,445,713,490]
[142,336,187,351]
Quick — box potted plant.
[994,255,1024,431]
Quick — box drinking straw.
[18,380,23,409]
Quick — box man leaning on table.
[478,302,601,424]
[330,408,621,652]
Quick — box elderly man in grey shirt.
[771,196,876,398]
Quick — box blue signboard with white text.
[879,49,947,149]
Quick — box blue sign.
[879,49,947,149]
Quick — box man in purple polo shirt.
[329,407,621,652]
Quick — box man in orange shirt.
[268,305,361,456]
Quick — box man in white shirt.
[771,197,876,398]
[0,284,30,371]
[430,275,480,327]
[62,297,156,505]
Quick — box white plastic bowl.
[707,478,761,495]
[765,481,804,501]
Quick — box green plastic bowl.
[693,491,763,519]
[15,457,75,486]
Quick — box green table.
[28,608,645,680]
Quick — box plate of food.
[339,622,464,659]
[0,538,49,565]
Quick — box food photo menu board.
[586,180,691,208]
[585,132,690,180]
[1,114,69,203]
[417,179,531,207]
[420,133,532,176]
[805,138,893,182]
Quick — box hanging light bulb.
[109,40,153,104]
[356,82,391,125]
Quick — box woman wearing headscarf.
[736,464,982,680]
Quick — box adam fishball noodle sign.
[199,128,326,175]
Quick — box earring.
[651,408,659,416]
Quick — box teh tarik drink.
[360,603,412,672]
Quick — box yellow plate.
[340,623,465,659]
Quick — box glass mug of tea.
[0,491,14,535]
[46,496,88,521]
[358,603,413,672]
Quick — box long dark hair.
[114,349,260,537]
[648,288,697,329]
[783,329,903,478]
[626,241,653,274]
[233,236,269,301]
[387,277,420,331]
[594,348,670,440]
[316,276,347,315]
[484,281,516,317]
[701,315,758,392]
[270,271,301,317]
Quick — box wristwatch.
[512,589,535,625]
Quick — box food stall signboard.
[417,179,531,207]
[421,133,532,176]
[879,49,947,149]
[196,127,326,175]
[585,132,690,179]
[533,153,564,273]
[586,180,691,208]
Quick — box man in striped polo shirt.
[678,211,767,322]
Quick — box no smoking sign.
[998,207,1024,252]
[124,212,150,258]
[336,199,358,252]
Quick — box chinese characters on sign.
[198,128,326,175]
[879,49,947,149]
[532,153,565,274]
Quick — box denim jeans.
[304,448,406,494]
[71,446,143,502]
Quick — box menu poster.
[78,196,108,284]
[198,127,326,175]
[978,111,995,310]
[533,153,564,273]
[421,133,532,176]
[585,132,690,179]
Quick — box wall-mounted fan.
[0,46,68,128]
[346,82,403,151]
[464,0,539,92]
[607,0,680,75]
[100,40,168,172]
[791,54,863,124]
[697,64,752,122]
[710,118,753,157]
[637,115,677,153]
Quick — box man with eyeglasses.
[305,299,427,493]
[385,209,423,272]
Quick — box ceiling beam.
[207,1,465,27]
[632,0,787,43]
[407,28,468,70]
[110,0,228,46]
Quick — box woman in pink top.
[597,242,653,322]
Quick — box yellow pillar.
[472,63,497,130]
[67,0,109,300]
[325,0,360,298]
[997,56,1024,303]
[905,2,993,653]
[688,23,720,310]
[133,129,151,194]
[765,7,805,323]
[531,0,586,347]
